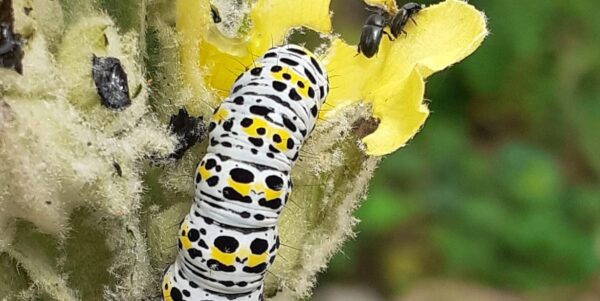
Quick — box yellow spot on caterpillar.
[226,179,283,201]
[228,180,251,196]
[247,252,268,268]
[211,246,236,266]
[197,164,212,181]
[162,273,173,301]
[270,66,312,98]
[272,130,291,152]
[241,117,291,152]
[179,223,193,250]
[261,183,282,201]
[234,248,267,267]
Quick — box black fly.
[357,2,424,59]
[357,7,394,58]
[390,2,424,37]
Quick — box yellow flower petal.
[247,0,331,54]
[362,69,428,155]
[363,0,398,13]
[177,0,331,102]
[324,0,488,155]
[381,0,489,79]
[178,0,487,155]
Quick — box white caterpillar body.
[162,44,329,301]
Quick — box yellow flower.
[177,0,487,155]
[325,0,488,155]
[176,0,331,99]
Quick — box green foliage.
[325,0,600,297]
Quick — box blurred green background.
[313,0,600,300]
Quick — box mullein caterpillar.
[162,44,329,301]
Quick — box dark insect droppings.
[167,107,207,160]
[91,55,131,109]
[0,0,24,74]
[112,162,122,177]
[210,4,222,23]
